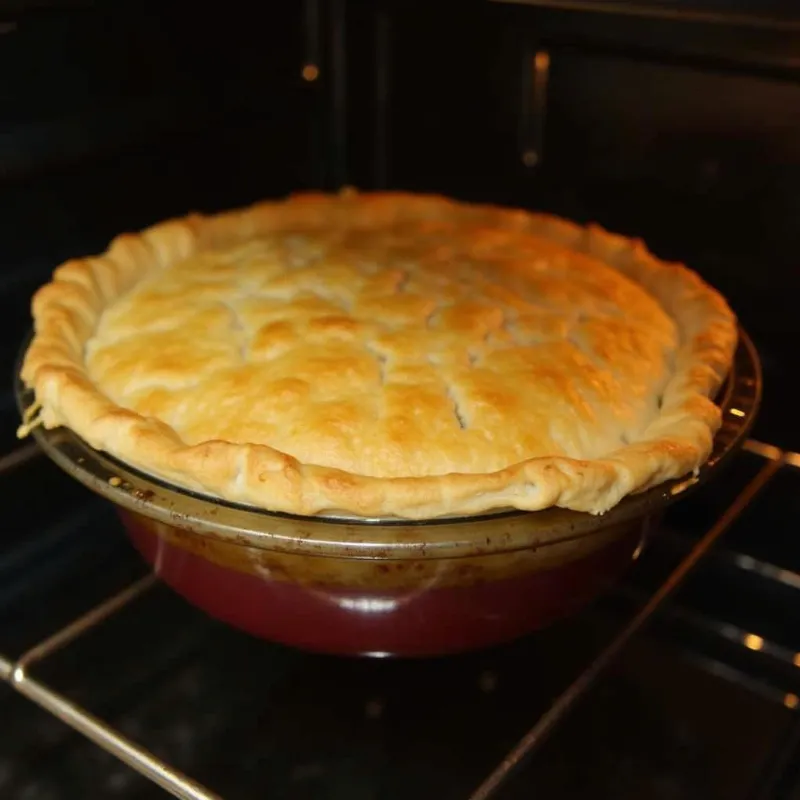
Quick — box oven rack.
[1,438,798,800]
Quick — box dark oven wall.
[346,0,800,451]
[0,0,326,451]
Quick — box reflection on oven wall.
[347,0,800,449]
[0,1,316,271]
[352,1,800,272]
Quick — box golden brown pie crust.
[19,191,737,519]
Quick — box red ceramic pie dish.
[17,332,759,657]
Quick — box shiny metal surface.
[0,433,792,800]
[9,667,220,800]
[468,449,785,800]
[14,575,157,673]
[0,577,218,800]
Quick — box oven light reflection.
[729,408,746,418]
[534,50,550,72]
[785,693,799,709]
[631,540,645,561]
[743,633,764,651]
[302,64,319,81]
[335,596,399,614]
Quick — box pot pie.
[19,191,737,520]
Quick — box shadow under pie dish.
[16,191,755,656]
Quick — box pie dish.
[16,328,759,656]
[18,191,737,521]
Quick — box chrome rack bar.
[10,672,221,800]
[469,451,786,800]
[14,574,156,672]
[743,439,800,470]
[1,573,221,800]
[744,439,786,462]
[0,441,40,474]
[1,437,792,800]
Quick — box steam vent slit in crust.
[19,191,737,520]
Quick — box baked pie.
[19,191,737,519]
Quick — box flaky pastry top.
[19,192,737,519]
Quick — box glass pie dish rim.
[14,327,761,561]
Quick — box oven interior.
[2,1,800,798]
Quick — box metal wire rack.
[0,437,798,800]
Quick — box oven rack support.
[0,438,797,800]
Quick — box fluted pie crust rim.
[18,192,737,520]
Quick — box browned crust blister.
[19,192,737,519]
